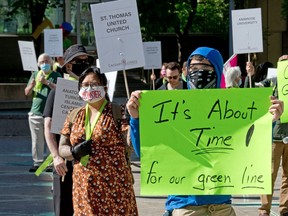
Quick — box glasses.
[167,75,179,80]
[81,82,102,89]
[188,63,214,73]
[70,58,89,65]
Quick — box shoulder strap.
[111,102,134,183]
[111,102,122,129]
[68,106,83,127]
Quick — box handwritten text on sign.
[277,60,288,123]
[139,88,272,195]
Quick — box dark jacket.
[157,80,188,90]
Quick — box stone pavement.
[0,134,283,216]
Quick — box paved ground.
[0,108,283,216]
[0,134,283,216]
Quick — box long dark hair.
[78,66,110,101]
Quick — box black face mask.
[71,63,90,76]
[187,70,217,89]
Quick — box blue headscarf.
[186,47,224,88]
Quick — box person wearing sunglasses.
[158,61,187,90]
[126,47,284,216]
[43,44,94,216]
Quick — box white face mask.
[79,86,106,103]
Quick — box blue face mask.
[40,63,51,72]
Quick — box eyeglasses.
[167,75,179,80]
[81,82,102,89]
[70,58,89,65]
[188,63,214,73]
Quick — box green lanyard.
[80,100,107,166]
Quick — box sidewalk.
[0,135,282,216]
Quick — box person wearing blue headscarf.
[126,47,284,216]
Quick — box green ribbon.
[80,100,107,166]
[35,154,53,176]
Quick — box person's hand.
[126,90,142,119]
[269,96,284,122]
[150,73,156,81]
[30,78,36,87]
[246,62,255,76]
[53,156,68,176]
[279,55,288,61]
[70,140,92,160]
[38,74,45,83]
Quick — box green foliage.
[6,0,63,31]
[137,0,229,41]
[281,0,288,19]
[191,0,229,33]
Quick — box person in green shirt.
[24,53,62,172]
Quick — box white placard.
[51,78,85,134]
[105,71,118,101]
[267,68,277,79]
[96,58,118,101]
[44,29,63,57]
[143,41,162,69]
[232,8,263,54]
[18,41,38,71]
[91,0,145,73]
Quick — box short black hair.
[78,67,107,90]
[78,66,110,101]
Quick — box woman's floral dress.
[61,103,138,216]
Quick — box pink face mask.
[160,69,166,76]
[79,86,105,103]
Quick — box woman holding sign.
[126,47,284,216]
[59,67,138,216]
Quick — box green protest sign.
[277,60,288,123]
[139,88,272,195]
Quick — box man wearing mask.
[25,53,62,172]
[43,44,94,216]
[126,47,284,216]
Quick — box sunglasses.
[71,59,89,65]
[167,75,179,80]
[188,63,214,73]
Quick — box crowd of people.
[24,36,287,216]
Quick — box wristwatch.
[47,81,51,86]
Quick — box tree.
[6,0,63,54]
[282,0,288,19]
[137,0,230,63]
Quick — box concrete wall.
[250,0,287,65]
[0,83,32,109]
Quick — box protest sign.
[90,0,145,73]
[277,61,288,123]
[18,40,38,72]
[105,71,118,101]
[266,68,277,79]
[139,88,272,195]
[51,78,85,134]
[44,29,63,57]
[143,41,162,70]
[232,8,263,54]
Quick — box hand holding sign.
[136,89,275,195]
